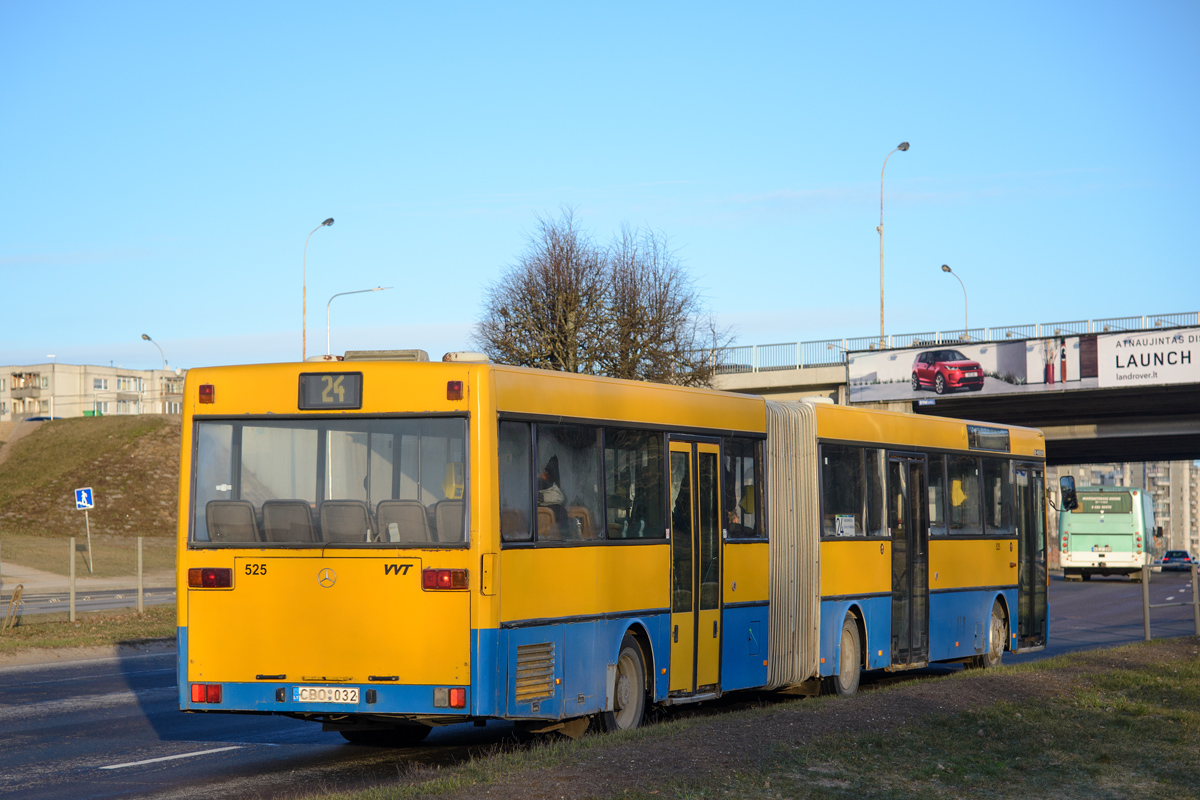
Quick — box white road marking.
[100,746,243,769]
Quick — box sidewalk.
[0,560,175,597]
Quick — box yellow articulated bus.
[177,352,1047,743]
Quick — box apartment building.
[1,362,186,422]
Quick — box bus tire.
[824,615,861,696]
[602,633,646,732]
[979,601,1006,669]
[1081,571,1092,581]
[340,724,430,746]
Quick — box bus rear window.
[192,417,467,547]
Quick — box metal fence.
[711,310,1199,374]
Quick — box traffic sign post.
[74,488,95,575]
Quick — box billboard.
[847,337,1090,403]
[848,327,1200,403]
[1097,327,1199,388]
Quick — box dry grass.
[0,603,175,654]
[0,532,175,578]
[0,415,181,540]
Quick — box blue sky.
[3,1,1198,371]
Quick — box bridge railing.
[711,310,1198,374]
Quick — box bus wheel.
[340,725,430,746]
[825,615,861,696]
[980,601,1006,669]
[602,633,646,732]
[1081,572,1092,581]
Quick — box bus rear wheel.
[340,725,430,746]
[602,633,647,732]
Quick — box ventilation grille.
[515,642,555,702]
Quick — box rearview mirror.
[1059,475,1078,511]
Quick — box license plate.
[292,686,359,704]
[964,371,978,377]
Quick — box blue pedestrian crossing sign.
[75,487,94,510]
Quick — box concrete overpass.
[711,314,1200,466]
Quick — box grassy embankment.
[314,640,1199,800]
[0,603,175,655]
[0,415,180,577]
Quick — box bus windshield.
[191,417,467,547]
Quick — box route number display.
[298,373,363,410]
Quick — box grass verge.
[0,532,175,578]
[0,603,175,655]
[313,639,1199,800]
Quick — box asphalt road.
[1,570,1195,799]
[13,587,177,616]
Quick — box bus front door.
[888,455,929,667]
[668,440,723,696]
[1014,464,1048,650]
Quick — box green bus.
[1059,487,1162,581]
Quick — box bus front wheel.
[602,633,647,732]
[824,615,861,696]
[979,601,1006,669]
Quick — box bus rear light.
[190,683,222,703]
[433,687,467,708]
[446,380,463,401]
[422,568,468,590]
[199,384,215,403]
[188,568,233,588]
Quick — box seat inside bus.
[320,500,375,543]
[262,500,317,542]
[376,500,433,543]
[206,500,261,543]
[434,500,464,543]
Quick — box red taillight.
[188,568,232,588]
[422,568,468,590]
[446,380,463,401]
[191,683,222,703]
[449,687,466,708]
[199,384,215,404]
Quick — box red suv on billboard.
[911,349,984,394]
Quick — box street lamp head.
[897,142,910,151]
[941,264,952,273]
[142,333,152,341]
[321,218,334,227]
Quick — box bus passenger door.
[668,440,723,695]
[1014,464,1048,650]
[888,455,929,666]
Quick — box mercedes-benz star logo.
[318,568,337,588]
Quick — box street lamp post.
[141,334,167,413]
[303,218,335,361]
[940,264,968,339]
[327,287,392,356]
[47,355,55,418]
[877,141,910,347]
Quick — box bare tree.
[474,210,732,386]
[474,208,608,373]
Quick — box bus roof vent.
[343,349,430,362]
[442,351,490,364]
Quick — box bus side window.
[927,454,947,536]
[863,448,885,536]
[605,429,665,539]
[947,455,982,535]
[723,437,763,539]
[821,444,864,537]
[982,458,1014,536]
[499,422,533,542]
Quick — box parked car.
[1160,550,1196,571]
[911,349,985,394]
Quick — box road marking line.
[100,746,242,769]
